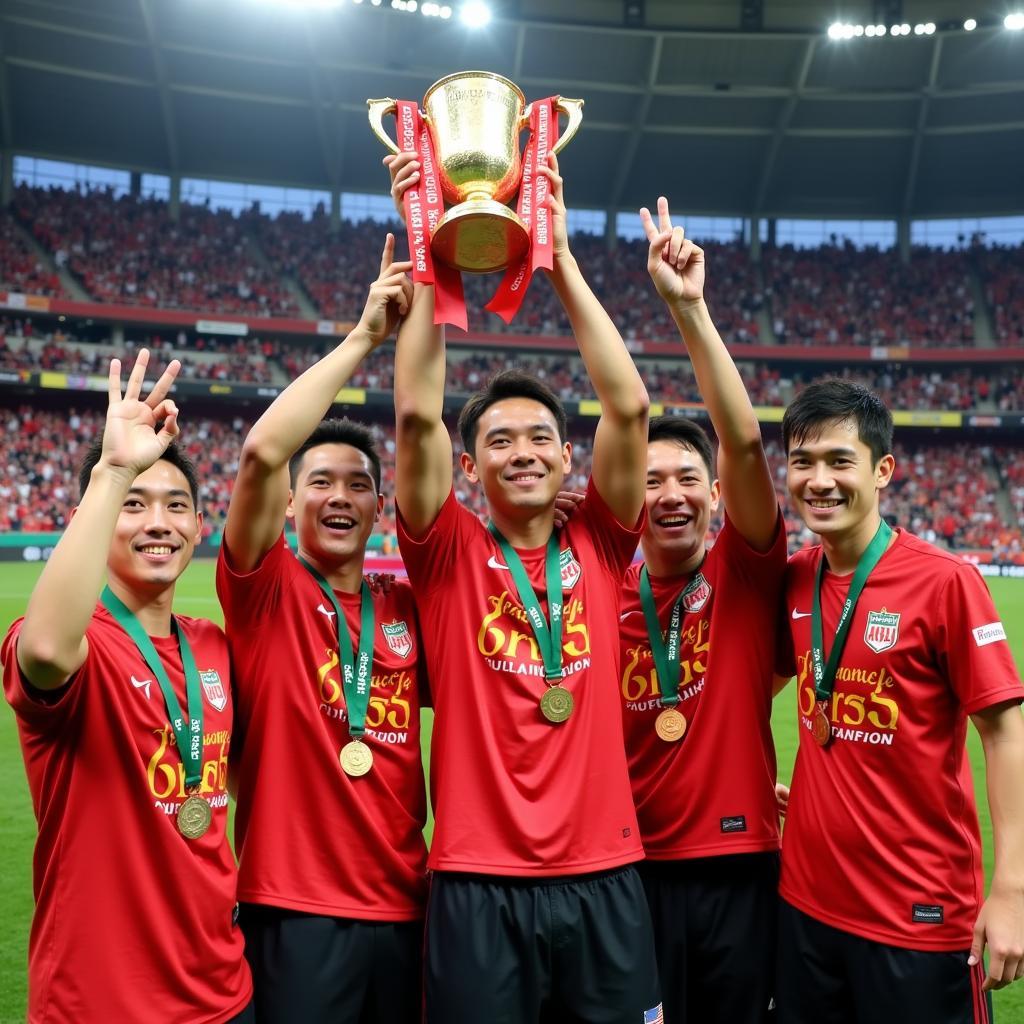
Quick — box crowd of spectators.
[975,244,1024,344]
[764,244,976,347]
[12,185,299,317]
[0,211,64,298]
[3,403,1021,560]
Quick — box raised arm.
[969,701,1024,991]
[641,197,777,552]
[388,151,453,536]
[17,350,180,689]
[224,236,412,571]
[540,154,649,526]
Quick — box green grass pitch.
[1,561,1022,1021]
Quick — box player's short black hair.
[647,415,716,482]
[782,378,893,465]
[79,438,200,507]
[289,418,382,492]
[457,369,568,457]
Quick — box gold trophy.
[368,71,583,274]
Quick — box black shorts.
[425,865,661,1024]
[239,903,423,1024]
[639,851,780,1024]
[226,1001,255,1024]
[777,899,993,1024]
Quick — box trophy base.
[431,199,531,274]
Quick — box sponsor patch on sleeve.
[972,622,1007,648]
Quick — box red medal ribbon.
[396,100,467,330]
[485,97,560,324]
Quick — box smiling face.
[460,397,571,520]
[106,460,203,594]
[287,442,383,569]
[786,417,895,542]
[641,439,720,571]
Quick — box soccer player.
[614,198,786,1023]
[776,379,1024,1024]
[215,237,428,1023]
[387,150,661,1022]
[2,351,253,1023]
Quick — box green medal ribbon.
[638,562,704,708]
[101,585,204,789]
[487,523,564,681]
[811,520,893,701]
[299,559,375,740]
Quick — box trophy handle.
[367,98,401,155]
[552,97,584,155]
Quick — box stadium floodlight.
[865,24,877,36]
[460,0,491,27]
[899,23,911,34]
[827,22,843,39]
[853,24,864,35]
[913,23,925,34]
[1006,13,1024,30]
[964,18,977,30]
[924,22,935,34]
[875,24,887,34]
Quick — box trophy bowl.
[368,71,583,274]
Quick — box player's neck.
[106,576,175,637]
[488,506,555,550]
[821,511,885,576]
[300,547,365,594]
[642,539,705,579]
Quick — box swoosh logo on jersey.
[130,675,152,699]
[487,555,510,571]
[791,609,812,620]
[620,610,641,621]
[316,603,336,621]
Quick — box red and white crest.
[381,621,413,659]
[200,669,228,713]
[681,574,712,614]
[559,547,582,591]
[864,609,900,654]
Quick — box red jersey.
[397,481,645,875]
[217,534,427,920]
[620,513,787,859]
[779,530,1024,950]
[2,609,251,1024]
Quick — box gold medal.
[340,740,373,777]
[812,701,832,748]
[540,685,573,723]
[655,707,686,742]
[177,792,211,840]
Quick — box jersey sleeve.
[774,560,799,679]
[935,563,1024,714]
[216,532,297,629]
[717,507,788,587]
[2,618,86,730]
[395,488,479,595]
[575,477,644,576]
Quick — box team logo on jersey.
[200,669,228,712]
[560,547,582,590]
[381,621,413,659]
[864,609,900,654]
[682,573,711,614]
[130,674,153,700]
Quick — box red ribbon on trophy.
[396,100,467,331]
[485,97,560,324]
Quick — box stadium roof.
[2,0,1023,220]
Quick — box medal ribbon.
[101,585,203,789]
[487,523,563,681]
[639,564,704,708]
[300,559,376,740]
[486,97,559,324]
[395,100,467,331]
[810,520,893,701]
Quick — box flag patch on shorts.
[644,1005,664,1023]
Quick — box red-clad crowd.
[0,211,63,297]
[976,244,1024,344]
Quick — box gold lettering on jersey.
[316,646,414,731]
[620,618,709,704]
[146,723,230,799]
[477,592,590,664]
[796,649,901,741]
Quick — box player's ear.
[68,505,80,524]
[562,440,572,474]
[875,453,896,491]
[709,478,722,513]
[375,493,385,522]
[459,451,479,483]
[285,490,297,521]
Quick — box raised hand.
[100,348,181,479]
[383,151,421,223]
[538,152,570,260]
[356,233,415,347]
[639,196,706,307]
